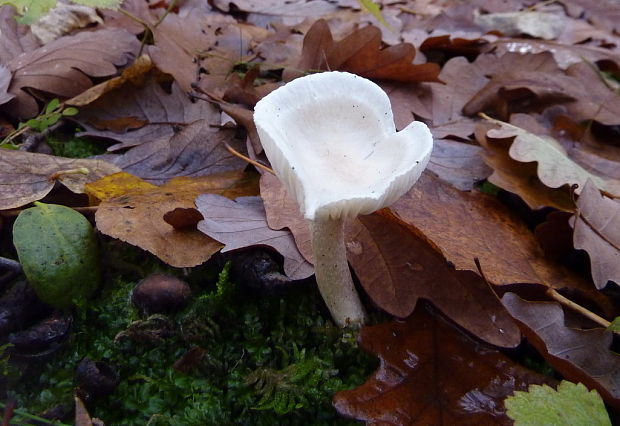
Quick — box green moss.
[47,134,107,158]
[11,259,376,425]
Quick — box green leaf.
[12,202,101,309]
[62,107,79,116]
[608,317,620,332]
[45,98,60,115]
[505,381,611,426]
[357,0,392,29]
[43,112,61,128]
[25,118,43,132]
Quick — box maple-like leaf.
[195,194,313,280]
[0,149,121,210]
[502,292,620,409]
[571,180,620,289]
[5,27,139,118]
[333,305,554,425]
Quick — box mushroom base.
[310,216,367,328]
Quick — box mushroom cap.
[254,71,433,220]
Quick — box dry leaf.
[560,0,620,33]
[195,194,313,280]
[0,5,39,64]
[484,115,620,198]
[571,180,620,289]
[260,174,519,347]
[427,139,491,191]
[334,305,553,425]
[5,28,139,118]
[90,170,259,267]
[0,150,121,210]
[502,292,620,409]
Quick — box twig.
[546,288,611,328]
[224,143,275,175]
[0,257,22,286]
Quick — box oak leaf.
[571,180,620,289]
[333,306,553,425]
[4,28,139,118]
[502,292,620,409]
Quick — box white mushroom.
[254,71,433,327]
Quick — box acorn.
[131,274,191,315]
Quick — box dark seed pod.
[8,311,72,359]
[131,274,192,315]
[75,358,119,403]
[227,249,293,294]
[0,279,51,338]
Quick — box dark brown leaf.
[334,305,553,425]
[0,5,39,64]
[502,292,620,409]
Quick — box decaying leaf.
[484,115,620,198]
[0,5,40,64]
[392,172,599,298]
[259,174,519,347]
[89,170,259,267]
[286,19,441,83]
[474,11,564,40]
[505,381,611,426]
[571,180,620,289]
[427,139,491,191]
[502,292,620,409]
[195,194,313,280]
[5,28,139,118]
[0,149,121,210]
[333,306,553,425]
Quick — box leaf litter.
[3,0,620,423]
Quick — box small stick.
[546,288,611,328]
[224,143,275,175]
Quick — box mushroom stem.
[310,216,367,328]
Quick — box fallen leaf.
[75,395,104,426]
[195,194,313,280]
[0,65,14,105]
[100,120,247,185]
[260,173,519,347]
[392,172,597,296]
[333,305,553,425]
[427,139,492,191]
[474,11,564,40]
[5,28,139,118]
[286,19,441,83]
[475,121,576,211]
[30,2,103,44]
[380,81,433,129]
[90,170,259,267]
[571,180,620,289]
[505,381,611,426]
[502,292,620,409]
[76,77,220,151]
[0,5,39,64]
[210,0,338,17]
[0,149,121,210]
[560,0,620,33]
[484,115,620,197]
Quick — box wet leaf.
[333,306,553,425]
[571,180,620,289]
[502,292,620,409]
[90,170,259,267]
[195,194,313,280]
[505,381,611,426]
[0,149,121,210]
[13,203,100,308]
